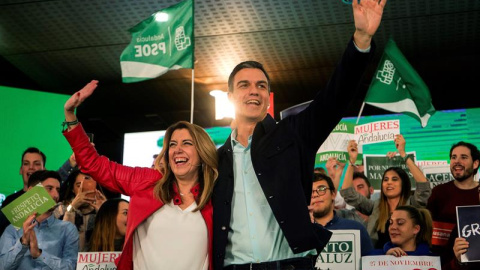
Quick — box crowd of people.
[1,0,479,269]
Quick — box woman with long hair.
[340,135,431,248]
[368,205,434,256]
[89,198,129,252]
[56,169,106,251]
[62,80,218,270]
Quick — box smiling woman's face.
[168,128,200,181]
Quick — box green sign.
[1,185,56,230]
[364,153,415,190]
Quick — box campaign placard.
[317,122,360,164]
[362,255,441,270]
[354,120,400,145]
[76,252,121,270]
[363,152,416,190]
[1,184,56,230]
[315,230,361,270]
[422,164,454,188]
[457,205,480,263]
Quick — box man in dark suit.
[212,1,388,269]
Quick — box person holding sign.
[62,82,218,270]
[368,205,434,256]
[0,170,79,270]
[310,173,373,256]
[427,141,480,266]
[340,135,431,248]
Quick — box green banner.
[1,185,56,230]
[365,39,435,127]
[120,0,193,83]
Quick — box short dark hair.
[21,147,46,166]
[450,141,480,174]
[28,170,61,188]
[352,172,371,188]
[228,61,271,93]
[313,173,335,193]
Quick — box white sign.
[315,230,361,270]
[76,252,121,270]
[354,120,400,145]
[422,164,454,188]
[361,255,441,270]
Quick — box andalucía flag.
[120,0,193,83]
[365,39,435,127]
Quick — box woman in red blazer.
[63,80,218,270]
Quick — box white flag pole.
[356,102,366,124]
[190,69,195,123]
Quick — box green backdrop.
[0,85,71,203]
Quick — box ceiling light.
[210,90,235,120]
[155,12,169,22]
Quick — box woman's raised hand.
[64,80,98,118]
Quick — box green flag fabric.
[365,39,435,127]
[120,0,193,83]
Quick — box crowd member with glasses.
[309,173,373,256]
[340,135,431,248]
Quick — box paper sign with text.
[422,164,454,189]
[362,255,441,270]
[1,184,56,230]
[457,205,480,263]
[363,152,416,190]
[354,120,400,145]
[317,122,361,164]
[315,230,361,270]
[76,252,121,270]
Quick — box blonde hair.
[153,121,218,211]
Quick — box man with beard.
[310,173,373,256]
[427,141,480,264]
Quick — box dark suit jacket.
[212,38,375,269]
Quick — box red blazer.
[64,124,213,270]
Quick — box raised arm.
[352,0,387,49]
[62,81,161,196]
[340,140,374,215]
[392,134,427,183]
[326,157,345,191]
[342,140,358,190]
[64,80,98,130]
[390,134,431,207]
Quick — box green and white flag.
[120,0,193,83]
[365,39,435,127]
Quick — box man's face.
[352,178,373,199]
[450,146,479,182]
[19,153,45,186]
[310,180,335,219]
[228,68,270,123]
[41,178,61,203]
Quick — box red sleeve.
[63,124,162,196]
